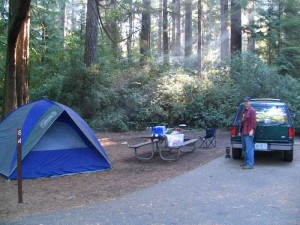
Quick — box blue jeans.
[242,135,255,167]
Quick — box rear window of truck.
[253,104,288,125]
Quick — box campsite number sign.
[17,129,21,144]
[17,129,23,203]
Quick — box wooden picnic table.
[129,135,198,161]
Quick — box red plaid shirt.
[242,106,257,135]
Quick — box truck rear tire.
[283,149,293,162]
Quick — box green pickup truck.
[230,98,295,162]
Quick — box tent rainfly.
[0,100,111,179]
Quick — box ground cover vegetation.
[0,0,300,132]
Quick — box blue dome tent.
[0,100,111,179]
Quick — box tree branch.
[96,0,140,44]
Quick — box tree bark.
[16,11,30,107]
[127,0,133,59]
[157,0,162,57]
[84,0,99,67]
[197,0,202,76]
[109,0,119,58]
[230,0,242,56]
[174,0,181,57]
[247,0,255,52]
[171,0,176,56]
[184,0,192,60]
[140,0,151,66]
[4,0,31,117]
[220,0,230,61]
[80,2,86,39]
[163,0,169,64]
[59,0,66,47]
[71,0,76,31]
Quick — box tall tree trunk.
[184,0,192,62]
[163,0,169,64]
[277,0,282,59]
[157,0,162,57]
[247,0,255,52]
[197,0,202,76]
[230,0,242,56]
[16,11,30,107]
[174,0,181,57]
[127,0,133,59]
[71,0,76,31]
[3,0,31,117]
[84,0,99,67]
[59,0,66,47]
[80,2,86,40]
[140,0,151,66]
[110,0,119,58]
[220,0,230,61]
[171,0,175,56]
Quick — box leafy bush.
[181,71,236,129]
[229,52,300,129]
[230,52,280,98]
[90,110,129,132]
[146,68,232,129]
[30,75,63,101]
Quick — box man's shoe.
[242,165,254,169]
[240,163,246,167]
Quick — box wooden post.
[17,128,23,203]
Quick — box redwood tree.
[3,0,31,117]
[230,0,242,56]
[197,0,202,76]
[174,0,181,57]
[221,0,230,62]
[163,0,169,64]
[16,11,30,107]
[184,0,192,60]
[157,0,162,57]
[140,0,151,66]
[84,0,99,67]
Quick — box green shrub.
[90,110,129,132]
[230,52,281,98]
[229,52,300,130]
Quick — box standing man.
[241,96,257,169]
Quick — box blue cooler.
[152,126,166,137]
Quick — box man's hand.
[249,129,254,136]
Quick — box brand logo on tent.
[40,111,58,128]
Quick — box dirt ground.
[0,129,231,222]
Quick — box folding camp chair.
[199,128,216,148]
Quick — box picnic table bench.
[129,136,198,161]
[129,139,159,161]
[160,138,198,161]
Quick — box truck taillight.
[288,128,295,139]
[231,126,236,137]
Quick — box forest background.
[0,0,300,132]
